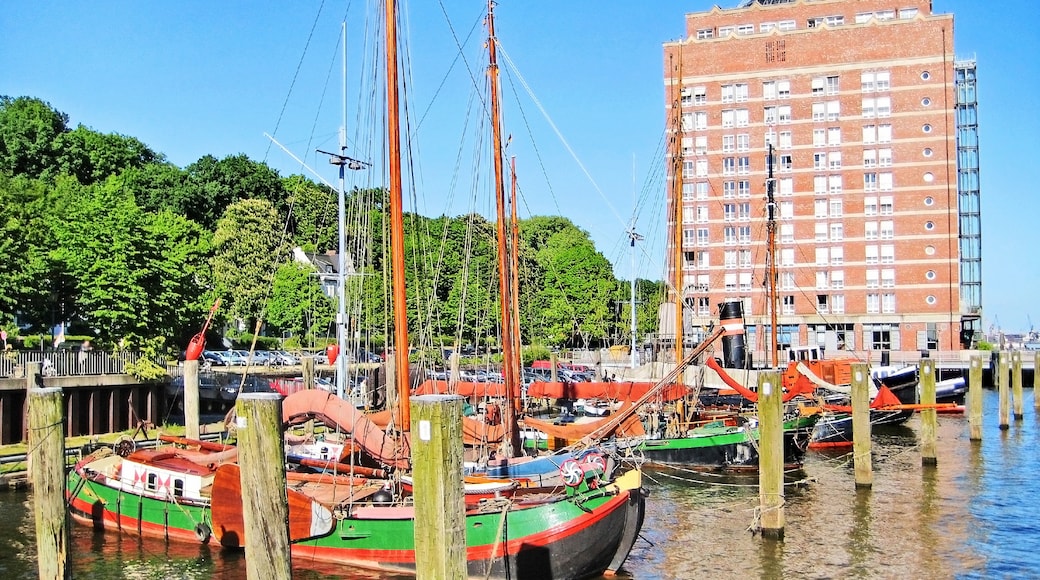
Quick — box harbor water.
[0,387,1037,579]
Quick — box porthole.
[923,147,933,157]
[925,245,936,255]
[924,196,934,206]
[925,221,935,230]
[921,97,931,106]
[922,123,932,133]
[921,71,931,80]
[923,172,935,183]
[926,270,936,280]
[926,295,937,305]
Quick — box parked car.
[269,351,300,365]
[355,350,383,363]
[202,350,229,366]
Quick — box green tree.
[54,125,161,185]
[211,198,285,325]
[266,261,334,344]
[182,154,287,231]
[0,96,69,179]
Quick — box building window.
[876,10,896,21]
[695,111,708,130]
[724,250,737,269]
[866,269,880,289]
[778,20,796,31]
[812,102,825,121]
[737,134,750,152]
[879,172,893,191]
[875,71,890,91]
[922,123,932,133]
[825,15,845,26]
[881,269,895,289]
[876,96,891,117]
[724,226,737,245]
[682,207,695,224]
[827,127,841,145]
[864,172,878,192]
[738,156,750,175]
[828,151,842,169]
[696,181,709,199]
[696,205,709,223]
[826,100,840,120]
[863,97,876,118]
[864,196,878,216]
[921,71,931,81]
[778,105,792,124]
[681,87,693,107]
[737,24,755,36]
[780,155,793,172]
[925,295,936,305]
[865,245,879,265]
[923,172,935,183]
[813,128,826,147]
[881,244,895,264]
[682,183,695,200]
[815,198,828,218]
[781,272,795,289]
[764,106,778,125]
[879,195,893,215]
[681,112,693,131]
[878,148,892,166]
[739,272,752,292]
[723,134,735,153]
[739,226,751,244]
[778,80,791,99]
[724,181,736,199]
[780,223,794,243]
[761,22,777,33]
[779,177,793,196]
[921,97,931,107]
[878,124,892,143]
[831,270,845,289]
[815,222,828,241]
[697,228,709,246]
[695,135,708,155]
[724,203,736,222]
[739,249,752,267]
[812,77,825,95]
[696,159,708,177]
[865,222,878,240]
[829,223,843,241]
[738,202,751,221]
[830,246,844,265]
[782,295,795,315]
[764,130,777,148]
[882,293,896,314]
[780,201,793,219]
[735,83,749,102]
[722,109,735,128]
[723,157,736,175]
[826,76,840,95]
[925,221,935,230]
[863,149,877,168]
[682,160,694,179]
[694,86,707,104]
[736,109,750,127]
[683,228,696,247]
[814,175,827,194]
[828,174,843,194]
[722,85,735,103]
[816,271,828,290]
[832,294,845,314]
[866,293,880,314]
[863,124,876,144]
[682,137,694,157]
[880,220,894,239]
[696,28,714,40]
[830,199,843,217]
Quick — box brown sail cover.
[527,381,690,402]
[522,401,646,442]
[281,389,410,469]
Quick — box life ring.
[560,459,583,487]
[194,522,212,543]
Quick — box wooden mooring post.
[852,363,873,488]
[968,355,983,441]
[997,351,1010,430]
[24,361,41,474]
[1035,351,1040,413]
[235,393,291,580]
[919,359,937,466]
[183,358,200,440]
[30,386,68,580]
[410,394,466,578]
[1011,351,1024,420]
[757,370,784,538]
[302,355,315,390]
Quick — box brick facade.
[662,0,970,358]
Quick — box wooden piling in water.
[448,351,460,389]
[968,355,983,441]
[24,361,41,474]
[1011,351,1024,420]
[410,394,466,579]
[852,363,873,488]
[1035,351,1040,413]
[302,356,315,390]
[183,359,200,440]
[919,359,937,466]
[997,351,1010,430]
[29,386,68,580]
[550,353,559,383]
[235,393,291,580]
[757,370,784,538]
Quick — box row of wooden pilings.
[755,351,1037,539]
[29,356,462,580]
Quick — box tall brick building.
[661,0,982,362]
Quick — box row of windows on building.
[693,8,921,40]
[680,124,895,155]
[681,217,899,248]
[681,170,898,201]
[686,243,902,271]
[680,71,894,106]
[682,194,898,226]
[679,96,901,131]
[680,282,900,316]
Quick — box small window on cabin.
[146,473,159,492]
[173,478,185,497]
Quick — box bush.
[523,344,551,365]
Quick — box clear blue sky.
[2,1,1037,332]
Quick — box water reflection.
[1,390,1039,578]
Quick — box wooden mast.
[510,156,523,396]
[487,0,521,457]
[386,0,411,427]
[766,144,779,367]
[670,52,684,365]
